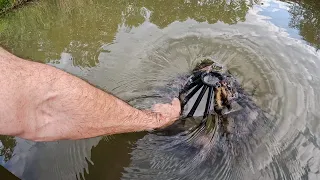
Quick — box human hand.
[151,98,181,128]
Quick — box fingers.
[171,98,181,116]
[153,103,168,110]
[171,98,180,107]
[152,98,181,118]
[149,98,182,129]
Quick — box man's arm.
[0,48,180,141]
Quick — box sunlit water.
[0,0,320,179]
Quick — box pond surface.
[1,0,320,179]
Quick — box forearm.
[0,48,164,141]
[26,70,161,141]
[31,80,160,141]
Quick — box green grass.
[0,0,11,11]
[0,0,29,14]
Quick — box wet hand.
[152,98,181,128]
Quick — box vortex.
[116,13,320,180]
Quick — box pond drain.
[179,66,237,118]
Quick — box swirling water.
[0,0,320,179]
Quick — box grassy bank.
[0,0,29,14]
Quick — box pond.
[0,0,320,179]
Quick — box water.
[0,0,320,179]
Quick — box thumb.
[171,98,181,114]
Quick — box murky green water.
[1,0,320,179]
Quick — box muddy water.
[0,0,320,179]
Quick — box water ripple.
[117,13,320,179]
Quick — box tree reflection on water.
[0,0,258,68]
[0,136,16,163]
[285,0,320,50]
